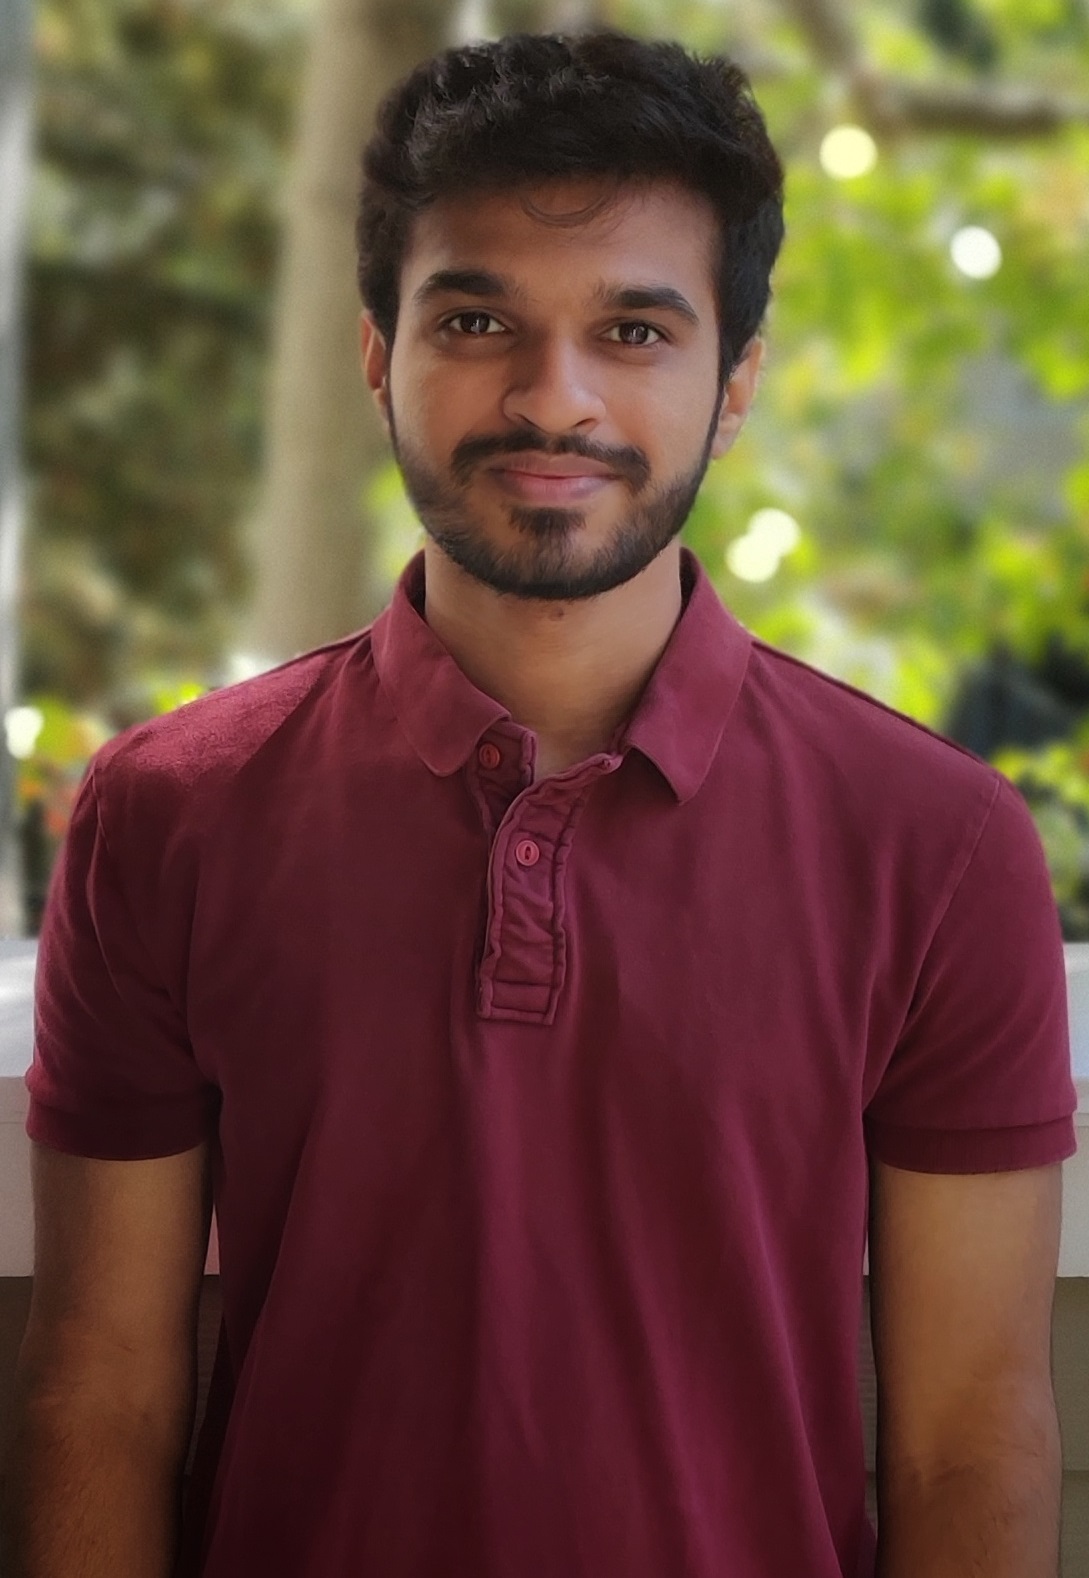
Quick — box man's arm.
[0,1138,213,1578]
[869,1158,1064,1578]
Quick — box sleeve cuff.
[25,1091,217,1161]
[865,1113,1078,1174]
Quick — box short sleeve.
[26,760,219,1160]
[865,773,1078,1173]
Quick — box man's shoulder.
[746,637,1003,816]
[91,630,371,815]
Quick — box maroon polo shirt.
[28,547,1077,1578]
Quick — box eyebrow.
[590,283,701,328]
[412,269,524,308]
[411,269,701,328]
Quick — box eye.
[606,321,664,347]
[444,310,505,336]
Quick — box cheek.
[658,378,724,461]
[390,353,493,448]
[625,393,709,471]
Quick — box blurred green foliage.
[26,0,306,706]
[19,0,1089,932]
[15,698,111,846]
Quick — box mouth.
[486,457,619,505]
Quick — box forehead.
[399,178,720,309]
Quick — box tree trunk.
[242,0,617,667]
[242,0,454,665]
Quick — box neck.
[421,541,685,773]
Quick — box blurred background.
[2,0,1088,937]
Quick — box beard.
[386,397,723,603]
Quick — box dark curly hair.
[356,30,786,382]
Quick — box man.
[3,29,1077,1578]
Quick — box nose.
[500,335,607,434]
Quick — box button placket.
[476,756,622,1023]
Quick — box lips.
[451,429,649,493]
[486,455,617,480]
[486,463,618,504]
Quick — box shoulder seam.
[750,637,1000,777]
[99,632,358,784]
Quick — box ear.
[709,337,765,460]
[360,312,391,432]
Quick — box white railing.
[2,942,1087,1278]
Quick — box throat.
[532,734,615,782]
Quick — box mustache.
[450,430,651,490]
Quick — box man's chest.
[184,784,882,1242]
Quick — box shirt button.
[478,742,502,770]
[515,838,541,867]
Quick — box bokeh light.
[950,226,1003,279]
[727,509,803,584]
[819,125,878,180]
[748,508,802,556]
[4,706,44,761]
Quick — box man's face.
[361,178,760,601]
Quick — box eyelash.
[441,311,666,347]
